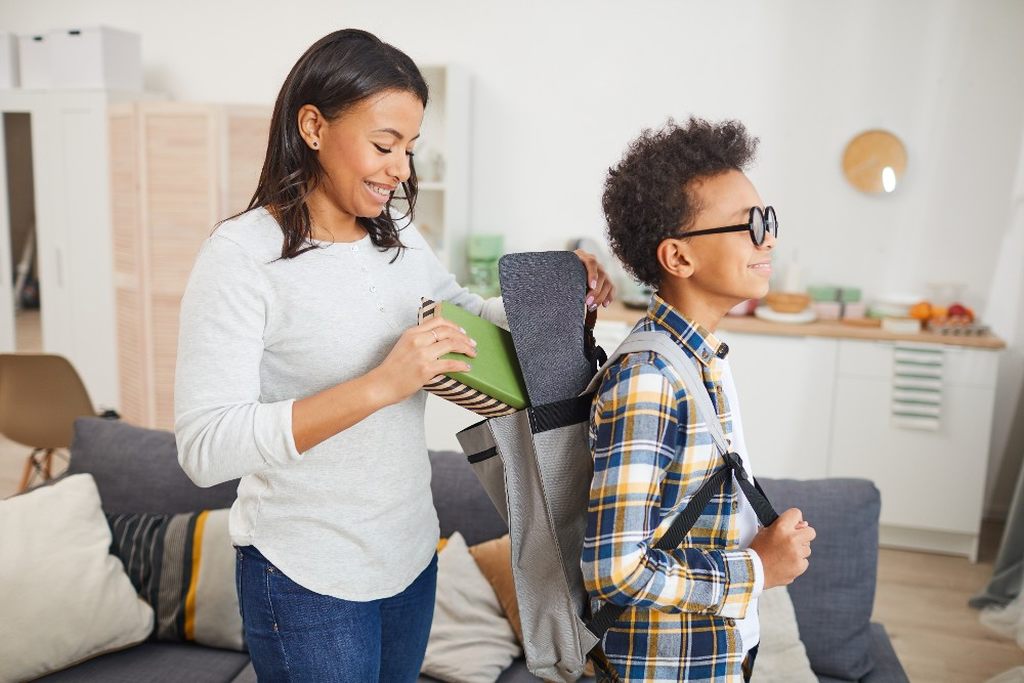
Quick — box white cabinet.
[829,340,998,559]
[719,332,837,481]
[724,332,999,559]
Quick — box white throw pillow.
[751,586,817,682]
[0,474,154,682]
[421,532,522,683]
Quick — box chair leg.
[43,449,54,479]
[18,449,44,493]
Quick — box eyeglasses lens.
[765,206,778,240]
[750,207,765,245]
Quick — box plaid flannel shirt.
[582,294,761,682]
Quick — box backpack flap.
[499,252,595,406]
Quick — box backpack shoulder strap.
[585,329,778,531]
[585,330,731,454]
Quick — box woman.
[174,29,614,682]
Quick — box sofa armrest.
[760,477,881,680]
[859,623,909,683]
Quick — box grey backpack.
[456,306,778,681]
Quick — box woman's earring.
[311,140,319,149]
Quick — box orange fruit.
[909,302,932,321]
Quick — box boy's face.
[674,169,775,304]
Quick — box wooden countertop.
[597,301,1007,350]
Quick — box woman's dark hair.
[602,117,758,286]
[244,29,428,259]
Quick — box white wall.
[983,128,1024,518]
[3,0,1024,511]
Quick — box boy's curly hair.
[602,117,758,287]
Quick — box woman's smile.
[364,180,395,204]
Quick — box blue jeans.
[235,544,437,682]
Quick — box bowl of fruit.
[911,301,989,336]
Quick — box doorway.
[3,112,41,353]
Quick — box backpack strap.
[627,332,779,530]
[586,329,778,645]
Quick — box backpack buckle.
[722,451,748,481]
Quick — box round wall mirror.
[842,130,907,194]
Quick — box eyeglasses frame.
[682,206,778,246]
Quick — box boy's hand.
[749,508,816,590]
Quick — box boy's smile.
[656,169,776,328]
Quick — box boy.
[583,118,815,682]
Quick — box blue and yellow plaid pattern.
[582,293,759,682]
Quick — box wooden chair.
[0,354,96,492]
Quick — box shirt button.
[725,618,736,627]
[370,286,377,293]
[351,245,359,252]
[379,306,385,312]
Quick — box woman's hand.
[370,317,478,407]
[573,249,616,311]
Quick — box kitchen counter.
[598,301,1006,350]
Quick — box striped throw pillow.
[106,509,244,651]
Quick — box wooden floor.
[3,309,1024,681]
[874,524,1024,682]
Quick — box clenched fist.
[749,507,816,589]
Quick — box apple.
[948,303,973,322]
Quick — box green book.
[419,299,529,412]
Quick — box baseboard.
[879,524,979,562]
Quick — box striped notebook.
[418,299,529,416]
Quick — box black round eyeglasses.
[683,206,778,246]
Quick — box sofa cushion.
[34,642,250,682]
[469,535,523,644]
[0,474,155,682]
[429,450,508,545]
[759,478,880,681]
[422,532,522,683]
[752,586,816,682]
[68,417,238,514]
[107,509,244,651]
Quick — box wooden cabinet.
[109,102,269,428]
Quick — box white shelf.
[416,64,469,281]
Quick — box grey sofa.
[34,417,907,682]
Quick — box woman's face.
[301,89,424,220]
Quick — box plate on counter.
[754,305,818,324]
